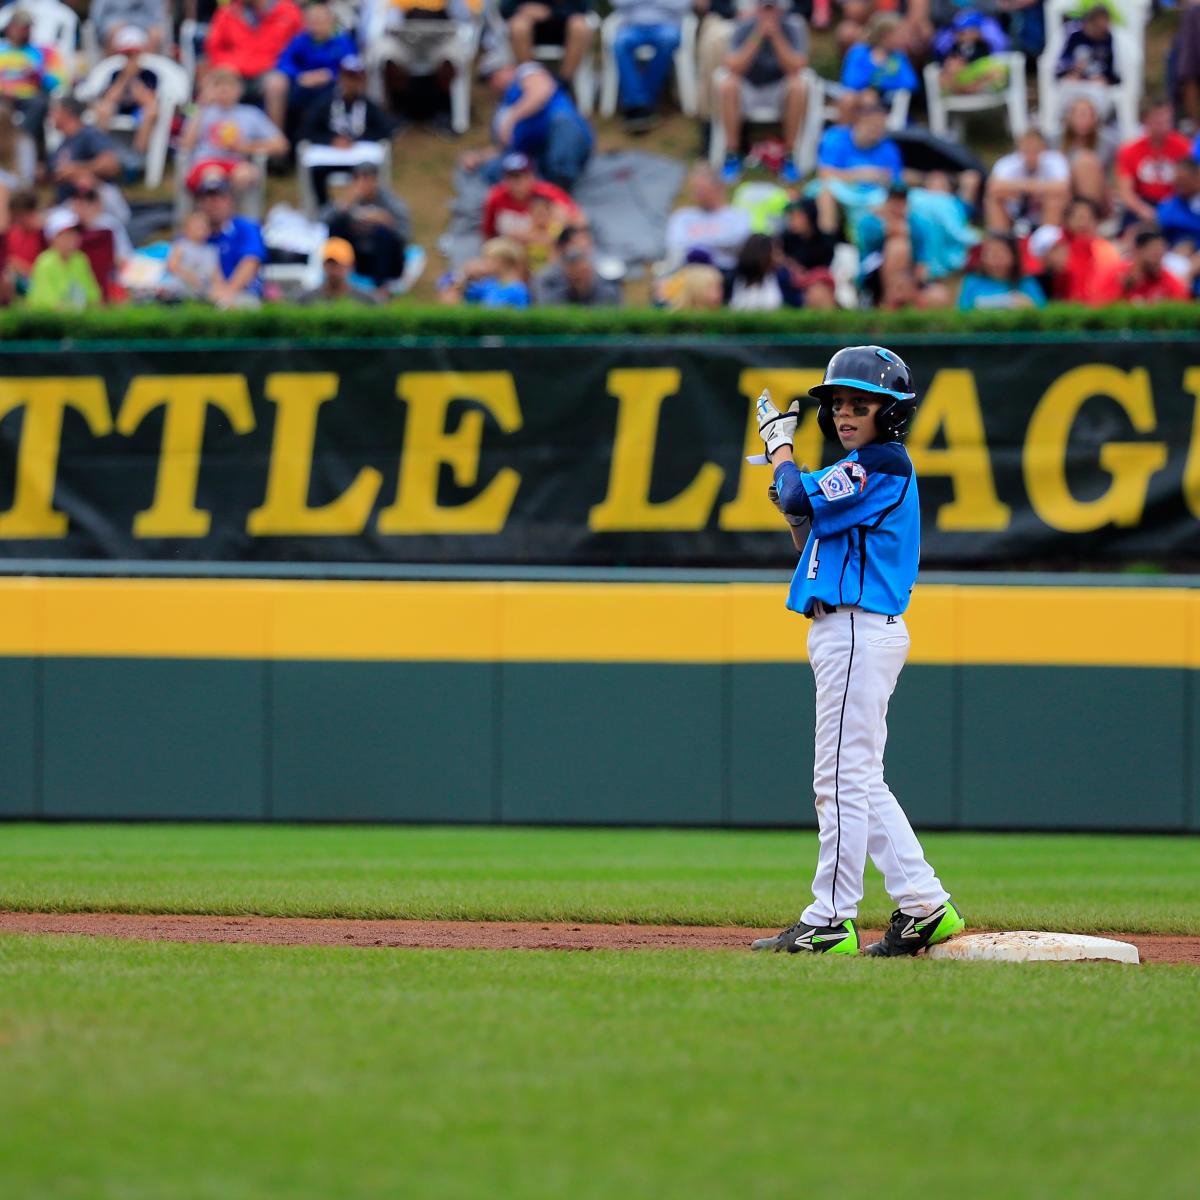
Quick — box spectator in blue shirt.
[812,100,903,233]
[196,175,265,307]
[1157,157,1200,293]
[264,4,356,134]
[958,231,1047,309]
[469,62,593,191]
[438,237,531,308]
[840,14,918,104]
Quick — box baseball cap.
[501,152,532,175]
[195,174,231,197]
[340,54,366,74]
[44,209,80,240]
[952,10,985,30]
[1028,224,1063,258]
[112,26,149,52]
[321,237,356,267]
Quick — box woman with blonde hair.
[665,262,725,311]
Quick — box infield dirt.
[1,912,1196,963]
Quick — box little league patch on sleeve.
[818,465,856,501]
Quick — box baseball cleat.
[864,901,966,957]
[750,918,860,955]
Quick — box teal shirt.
[958,274,1046,310]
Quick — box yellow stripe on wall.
[0,577,1195,668]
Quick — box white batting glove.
[755,390,799,458]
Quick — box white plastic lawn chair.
[924,52,1028,142]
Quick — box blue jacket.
[774,441,920,617]
[840,44,917,99]
[276,32,357,83]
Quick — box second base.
[925,931,1139,965]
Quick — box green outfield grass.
[2,934,1196,1200]
[1,824,1198,933]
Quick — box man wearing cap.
[532,224,621,306]
[482,152,581,240]
[299,237,380,305]
[298,57,397,204]
[718,0,810,186]
[92,27,160,163]
[319,162,411,287]
[26,210,102,311]
[264,3,356,133]
[91,0,170,56]
[196,176,265,308]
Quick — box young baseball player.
[749,346,965,957]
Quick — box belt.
[806,601,838,619]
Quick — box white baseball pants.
[800,608,950,927]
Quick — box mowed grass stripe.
[1,824,1198,934]
[0,935,1196,1200]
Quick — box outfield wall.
[0,575,1194,832]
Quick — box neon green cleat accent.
[923,901,966,946]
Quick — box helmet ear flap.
[817,404,838,444]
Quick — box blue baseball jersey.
[773,441,920,616]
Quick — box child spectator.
[164,211,222,300]
[840,14,918,104]
[440,237,531,307]
[26,210,102,310]
[264,3,356,134]
[523,192,564,274]
[3,189,43,295]
[181,68,289,198]
[729,232,785,310]
[1115,99,1193,228]
[1097,225,1190,303]
[609,0,692,134]
[958,230,1046,309]
[0,11,61,152]
[934,10,1009,97]
[1056,4,1119,84]
[663,262,725,310]
[320,162,411,287]
[1156,159,1200,288]
[1055,194,1121,303]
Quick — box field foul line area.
[1,912,1197,965]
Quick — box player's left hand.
[767,482,811,528]
[756,390,799,458]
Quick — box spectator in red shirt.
[1097,226,1190,304]
[3,188,43,294]
[1057,195,1121,303]
[205,0,304,101]
[1114,98,1193,226]
[481,152,582,241]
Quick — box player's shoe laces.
[750,918,859,955]
[864,901,966,957]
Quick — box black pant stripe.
[830,611,856,925]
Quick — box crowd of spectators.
[0,0,1197,313]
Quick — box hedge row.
[0,301,1196,341]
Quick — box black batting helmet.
[810,345,917,444]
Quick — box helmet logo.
[875,348,900,364]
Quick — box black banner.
[0,338,1197,565]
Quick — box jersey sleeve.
[773,444,913,537]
